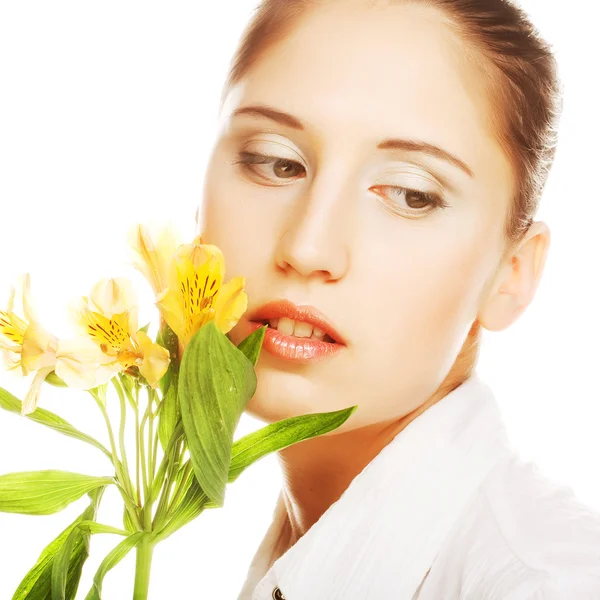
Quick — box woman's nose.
[273,185,351,282]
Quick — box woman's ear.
[478,221,551,332]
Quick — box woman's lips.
[241,319,345,364]
[245,299,348,346]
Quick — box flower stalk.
[133,538,154,600]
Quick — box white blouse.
[236,372,600,600]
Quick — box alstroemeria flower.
[0,275,58,415]
[128,222,181,298]
[71,278,170,388]
[0,274,118,414]
[155,236,248,349]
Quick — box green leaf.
[203,405,358,508]
[227,405,358,484]
[0,387,112,461]
[51,488,105,600]
[76,521,129,536]
[155,406,358,539]
[179,320,256,508]
[123,505,136,533]
[151,420,184,502]
[51,525,85,599]
[139,321,151,334]
[157,371,179,451]
[236,324,267,367]
[84,532,146,600]
[0,471,113,515]
[12,487,105,600]
[12,522,80,599]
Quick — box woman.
[197,0,600,598]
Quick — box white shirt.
[236,372,600,599]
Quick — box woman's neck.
[275,380,460,549]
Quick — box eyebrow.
[231,104,474,179]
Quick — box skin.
[197,1,551,559]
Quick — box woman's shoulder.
[417,453,600,599]
[482,454,600,569]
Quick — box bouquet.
[0,222,357,599]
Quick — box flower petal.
[21,365,55,415]
[6,283,16,314]
[20,273,39,324]
[79,309,135,355]
[21,321,58,375]
[128,222,180,297]
[156,287,186,343]
[179,252,223,337]
[134,330,170,388]
[213,276,248,334]
[1,346,22,372]
[55,337,123,389]
[0,310,28,347]
[88,278,137,317]
[190,242,225,274]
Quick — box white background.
[0,1,598,598]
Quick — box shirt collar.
[256,371,514,599]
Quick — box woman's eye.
[376,185,450,217]
[233,151,305,183]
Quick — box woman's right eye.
[232,151,306,183]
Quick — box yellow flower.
[0,275,118,414]
[0,283,31,374]
[71,278,170,388]
[0,275,59,414]
[128,222,181,297]
[156,236,248,348]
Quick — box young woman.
[197,0,600,597]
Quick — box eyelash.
[231,150,450,217]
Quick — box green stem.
[139,389,152,503]
[147,388,155,490]
[89,389,119,466]
[89,389,129,491]
[89,388,142,530]
[151,421,160,484]
[134,396,142,506]
[133,538,154,600]
[112,377,136,501]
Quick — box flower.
[0,275,59,414]
[155,236,248,349]
[0,275,118,414]
[128,222,181,298]
[71,278,170,388]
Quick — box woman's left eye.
[232,151,305,183]
[375,185,450,216]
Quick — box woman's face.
[199,2,513,431]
